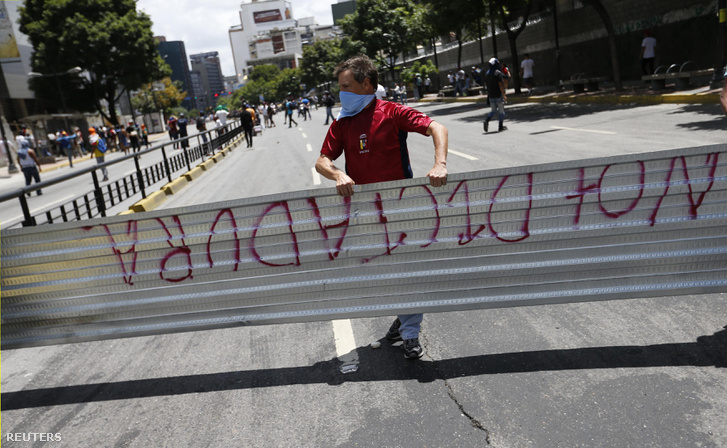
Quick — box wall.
[406,0,718,88]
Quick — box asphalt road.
[2,101,727,448]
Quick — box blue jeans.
[486,97,506,124]
[325,106,335,124]
[398,313,423,340]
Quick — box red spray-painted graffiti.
[82,152,721,286]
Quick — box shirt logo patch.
[359,134,369,154]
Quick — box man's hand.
[316,154,356,196]
[335,172,356,197]
[427,164,447,188]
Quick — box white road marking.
[306,143,313,152]
[302,132,308,138]
[449,149,478,161]
[311,167,321,185]
[332,319,359,367]
[551,126,616,135]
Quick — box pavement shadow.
[456,102,640,125]
[3,326,724,411]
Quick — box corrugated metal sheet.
[2,143,726,349]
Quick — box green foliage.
[131,77,186,115]
[338,0,427,67]
[18,0,170,125]
[299,40,343,91]
[401,60,438,83]
[249,65,281,82]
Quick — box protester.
[322,91,336,125]
[167,115,179,149]
[17,130,42,196]
[177,113,189,149]
[88,127,109,182]
[483,57,508,133]
[315,54,448,359]
[240,105,254,148]
[127,121,140,152]
[520,54,535,94]
[57,131,76,167]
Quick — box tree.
[581,0,622,90]
[338,0,427,83]
[423,0,487,69]
[131,77,186,116]
[495,0,534,94]
[19,0,170,125]
[300,39,343,92]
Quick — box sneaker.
[483,120,489,133]
[386,318,402,341]
[499,125,508,132]
[403,338,424,359]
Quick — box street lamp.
[28,67,83,131]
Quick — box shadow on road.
[3,326,724,411]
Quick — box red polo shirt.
[320,100,433,185]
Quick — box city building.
[190,52,225,111]
[331,0,356,25]
[156,37,195,110]
[228,0,321,84]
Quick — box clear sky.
[136,0,338,77]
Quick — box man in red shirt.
[316,54,448,359]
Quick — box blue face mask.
[337,91,376,119]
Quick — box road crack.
[421,333,491,444]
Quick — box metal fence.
[2,143,726,349]
[0,120,243,228]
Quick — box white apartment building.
[229,0,319,84]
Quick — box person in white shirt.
[640,30,657,75]
[520,54,535,94]
[375,83,388,100]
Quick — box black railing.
[0,120,243,228]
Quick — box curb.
[418,91,719,106]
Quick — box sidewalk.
[418,80,721,106]
[1,131,170,178]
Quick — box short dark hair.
[334,54,378,88]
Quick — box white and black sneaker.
[403,338,424,359]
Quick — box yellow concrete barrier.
[129,190,167,213]
[162,176,189,195]
[200,159,216,171]
[184,166,204,181]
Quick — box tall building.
[331,0,356,25]
[190,52,225,111]
[156,37,194,110]
[228,0,318,84]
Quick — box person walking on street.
[520,54,535,94]
[196,111,208,148]
[57,131,76,167]
[167,116,179,149]
[484,57,508,133]
[286,97,298,128]
[240,105,254,148]
[322,91,336,125]
[88,127,109,181]
[640,30,657,76]
[177,114,189,149]
[267,103,277,128]
[17,130,42,196]
[315,54,449,360]
[127,121,140,152]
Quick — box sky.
[136,0,338,77]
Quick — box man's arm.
[720,77,727,116]
[28,149,42,171]
[315,154,355,197]
[425,121,448,187]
